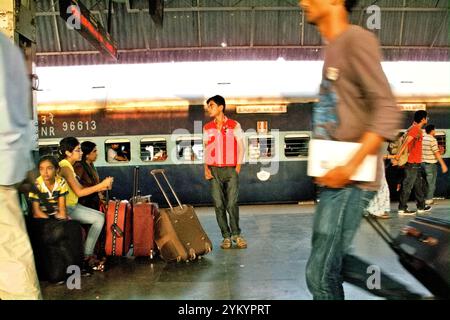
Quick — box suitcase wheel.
[189,248,197,261]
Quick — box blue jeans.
[306,186,421,300]
[422,163,437,201]
[67,204,104,257]
[209,166,241,239]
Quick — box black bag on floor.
[365,215,450,299]
[29,217,83,283]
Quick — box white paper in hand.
[307,139,377,182]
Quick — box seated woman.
[28,156,84,282]
[74,141,104,210]
[58,137,114,271]
[74,141,107,260]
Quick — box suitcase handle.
[111,223,124,238]
[150,169,183,211]
[364,214,397,248]
[133,166,139,198]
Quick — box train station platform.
[40,200,450,300]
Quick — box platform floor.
[40,200,450,300]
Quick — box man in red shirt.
[203,95,247,249]
[395,110,431,215]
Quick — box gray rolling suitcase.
[150,169,212,262]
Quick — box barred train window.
[140,138,167,162]
[105,139,131,163]
[248,135,275,160]
[435,132,446,155]
[284,134,310,157]
[176,137,203,161]
[38,142,59,157]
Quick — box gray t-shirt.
[314,25,402,191]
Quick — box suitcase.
[151,169,212,262]
[133,202,158,257]
[105,199,132,256]
[365,215,450,299]
[132,166,156,258]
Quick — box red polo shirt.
[204,117,242,167]
[407,124,423,164]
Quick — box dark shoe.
[417,205,432,214]
[81,263,92,277]
[398,209,416,216]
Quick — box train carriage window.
[248,135,275,160]
[176,137,203,161]
[38,142,59,157]
[435,132,446,155]
[105,139,131,163]
[140,138,168,162]
[284,134,310,157]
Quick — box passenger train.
[35,61,450,205]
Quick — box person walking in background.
[421,124,448,205]
[395,110,431,215]
[0,32,42,299]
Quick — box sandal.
[86,256,106,272]
[371,212,391,219]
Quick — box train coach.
[37,101,450,206]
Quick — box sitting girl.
[29,155,84,282]
[29,155,69,220]
[58,137,114,271]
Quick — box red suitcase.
[133,202,158,258]
[151,169,212,263]
[132,166,157,258]
[105,200,132,256]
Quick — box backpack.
[387,126,420,166]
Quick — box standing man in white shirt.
[422,124,448,205]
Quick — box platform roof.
[35,0,449,66]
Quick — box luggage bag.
[365,214,450,299]
[30,218,83,283]
[132,166,157,258]
[105,199,132,256]
[150,169,212,262]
